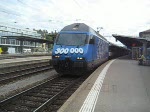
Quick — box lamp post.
[97,27,103,33]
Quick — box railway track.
[0,74,89,112]
[0,61,53,85]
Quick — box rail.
[0,61,52,85]
[0,76,80,111]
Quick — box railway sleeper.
[21,96,48,103]
[2,104,32,112]
[11,100,42,109]
[27,93,51,98]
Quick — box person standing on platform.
[139,54,146,65]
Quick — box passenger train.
[51,23,109,75]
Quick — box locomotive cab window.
[56,33,87,46]
[89,35,95,44]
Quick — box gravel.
[0,69,57,101]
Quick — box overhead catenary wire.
[17,0,41,11]
[0,4,21,17]
[72,0,96,23]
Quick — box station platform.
[58,56,150,112]
[0,56,51,68]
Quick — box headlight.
[77,57,84,60]
[55,55,60,58]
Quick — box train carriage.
[51,23,109,75]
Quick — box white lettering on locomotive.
[55,48,84,54]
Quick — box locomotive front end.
[52,32,88,75]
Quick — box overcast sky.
[0,0,150,45]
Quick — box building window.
[16,40,20,45]
[6,39,10,44]
[1,38,6,44]
[10,39,16,45]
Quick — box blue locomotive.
[52,23,109,75]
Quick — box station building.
[0,25,52,54]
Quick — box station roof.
[112,34,150,48]
[139,29,150,37]
[1,36,53,44]
[109,42,129,52]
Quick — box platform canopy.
[1,35,53,44]
[112,34,150,48]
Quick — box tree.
[1,46,8,54]
[37,29,49,39]
[35,29,58,50]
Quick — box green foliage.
[36,29,58,49]
[33,47,46,52]
[36,29,57,41]
[37,29,48,39]
[46,35,53,41]
[1,46,8,54]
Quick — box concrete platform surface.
[58,58,150,112]
[0,56,51,65]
